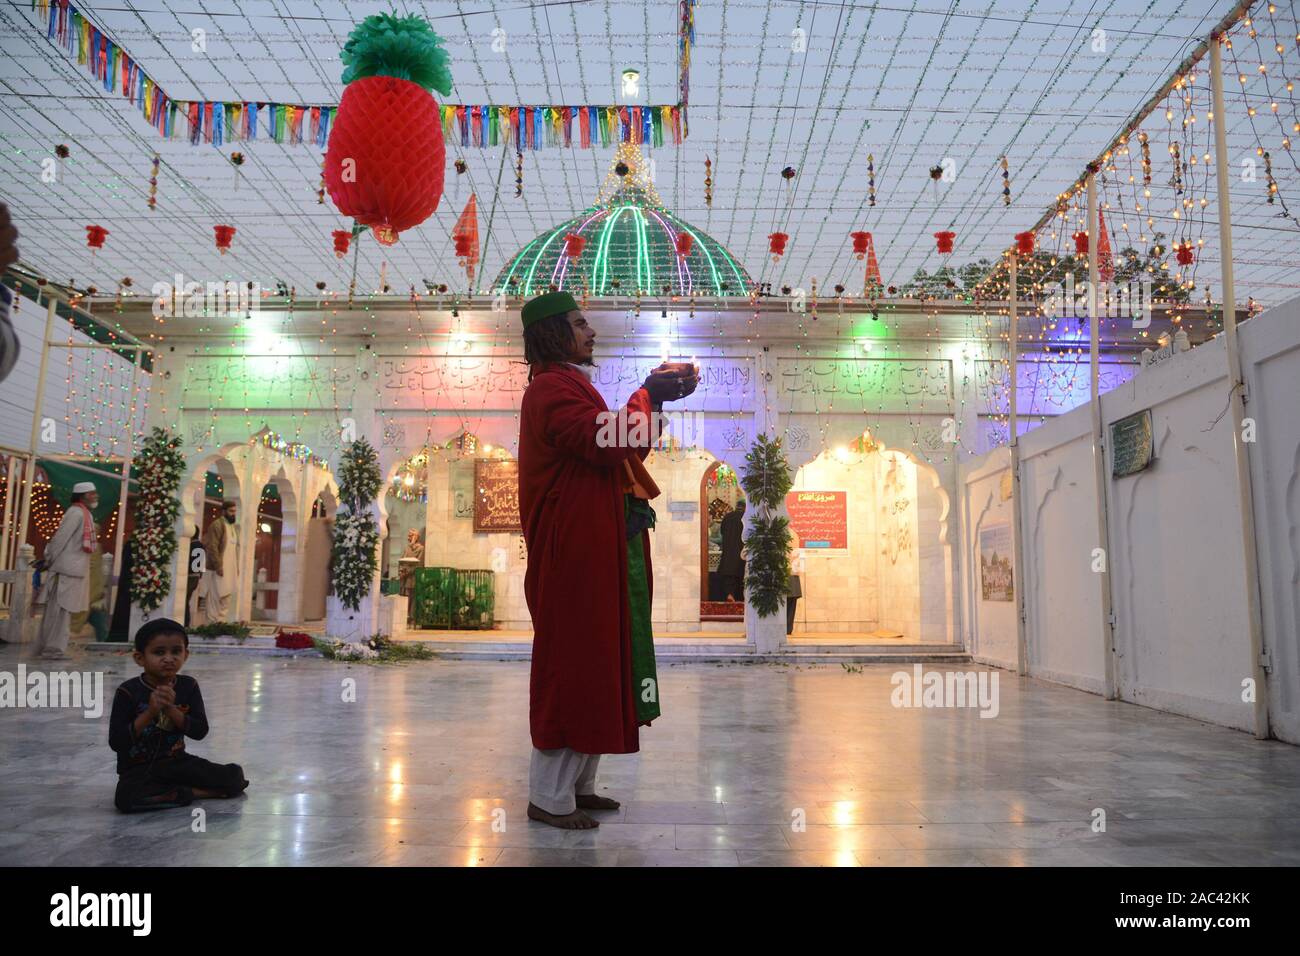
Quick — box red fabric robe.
[519,363,656,754]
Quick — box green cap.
[521,290,579,329]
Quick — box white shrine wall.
[958,297,1300,743]
[136,320,1120,648]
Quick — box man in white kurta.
[34,481,99,659]
[198,499,239,624]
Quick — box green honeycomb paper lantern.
[492,143,753,298]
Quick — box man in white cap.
[33,480,100,659]
[197,500,239,624]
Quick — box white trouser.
[35,604,71,656]
[529,747,601,815]
[201,572,233,623]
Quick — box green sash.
[625,495,661,724]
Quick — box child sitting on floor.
[109,617,249,813]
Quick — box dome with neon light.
[491,143,753,298]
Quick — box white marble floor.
[2,643,1299,867]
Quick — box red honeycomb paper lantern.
[1176,241,1195,266]
[322,15,453,247]
[1015,232,1036,256]
[1073,231,1089,255]
[674,233,693,259]
[332,230,352,258]
[768,232,789,259]
[934,231,956,255]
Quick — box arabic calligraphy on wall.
[879,456,913,566]
[777,358,953,413]
[975,359,1137,416]
[182,355,362,410]
[474,458,522,533]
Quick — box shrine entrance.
[700,460,746,622]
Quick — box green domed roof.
[491,145,753,298]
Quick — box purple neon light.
[552,210,606,289]
[646,209,692,295]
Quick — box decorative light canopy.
[492,142,752,298]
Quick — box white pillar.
[1087,172,1118,700]
[16,298,58,549]
[1211,36,1270,739]
[1009,255,1029,675]
[747,344,788,653]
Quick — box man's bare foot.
[527,802,599,829]
[575,793,621,810]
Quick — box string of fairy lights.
[8,0,1300,553]
[10,0,1293,307]
[969,0,1300,448]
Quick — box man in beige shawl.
[33,480,100,659]
[196,499,239,624]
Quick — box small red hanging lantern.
[1073,231,1089,255]
[1175,241,1195,266]
[674,232,693,259]
[563,233,587,259]
[768,232,789,259]
[850,231,872,259]
[332,230,352,258]
[934,231,955,255]
[213,224,236,255]
[454,234,475,259]
[85,224,109,250]
[1015,231,1036,256]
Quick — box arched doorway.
[700,459,746,622]
[300,486,337,622]
[180,449,243,627]
[251,469,299,622]
[383,448,430,620]
[787,432,952,642]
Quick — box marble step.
[84,636,970,664]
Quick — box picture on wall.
[979,524,1014,602]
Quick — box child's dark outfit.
[108,674,246,813]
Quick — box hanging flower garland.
[330,438,382,611]
[128,426,185,613]
[867,153,876,207]
[704,156,713,207]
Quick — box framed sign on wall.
[786,490,849,550]
[1110,409,1155,478]
[473,458,522,533]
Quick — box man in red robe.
[518,290,697,829]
